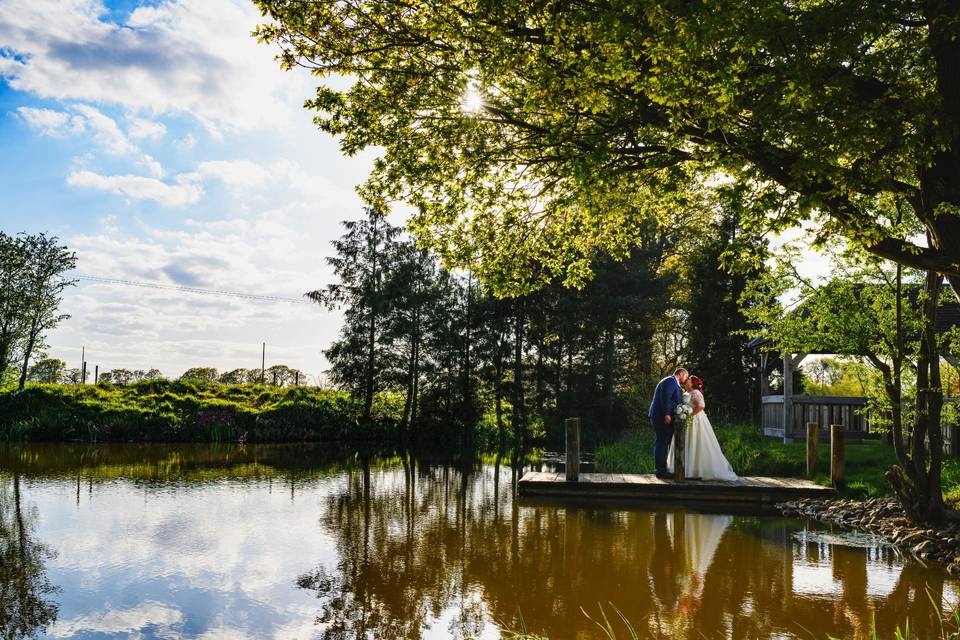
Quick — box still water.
[0,443,956,640]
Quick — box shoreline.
[778,497,960,576]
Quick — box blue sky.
[0,0,386,380]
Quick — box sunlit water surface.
[0,443,957,639]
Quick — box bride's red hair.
[690,375,704,391]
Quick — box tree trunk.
[463,272,474,431]
[17,323,38,391]
[362,212,381,421]
[602,322,617,428]
[494,335,504,448]
[886,271,946,522]
[512,301,527,448]
[565,337,574,418]
[402,341,414,432]
[535,336,545,417]
[411,334,419,427]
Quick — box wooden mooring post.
[565,417,580,482]
[673,418,686,482]
[806,422,819,477]
[831,424,845,489]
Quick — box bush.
[0,382,395,443]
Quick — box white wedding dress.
[666,390,738,481]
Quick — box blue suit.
[648,375,682,475]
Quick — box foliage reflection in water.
[0,443,956,639]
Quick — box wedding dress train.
[666,390,738,481]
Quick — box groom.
[648,367,688,479]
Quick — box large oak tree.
[255,0,959,292]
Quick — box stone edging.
[777,497,960,576]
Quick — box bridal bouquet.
[674,392,693,422]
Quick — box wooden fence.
[944,398,959,457]
[762,395,870,440]
[763,395,960,456]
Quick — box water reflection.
[303,457,957,639]
[0,444,956,639]
[0,474,60,639]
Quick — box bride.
[667,375,738,481]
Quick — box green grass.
[595,422,960,502]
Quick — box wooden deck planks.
[517,471,835,504]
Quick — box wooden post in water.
[806,422,819,477]
[673,418,685,482]
[831,424,845,489]
[565,417,580,482]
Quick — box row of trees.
[179,365,306,386]
[20,360,307,387]
[0,233,76,391]
[313,207,764,447]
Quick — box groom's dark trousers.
[649,375,682,476]
[650,417,674,476]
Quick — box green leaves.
[255,0,960,294]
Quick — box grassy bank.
[595,423,960,504]
[0,381,405,443]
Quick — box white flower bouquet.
[674,392,693,422]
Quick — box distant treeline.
[22,361,308,387]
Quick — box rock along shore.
[778,497,960,576]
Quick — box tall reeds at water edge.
[504,596,960,640]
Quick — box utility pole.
[261,342,266,385]
[94,365,99,384]
[80,346,86,385]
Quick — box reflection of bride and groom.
[651,511,733,624]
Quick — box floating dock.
[516,471,836,505]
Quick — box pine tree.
[310,208,401,419]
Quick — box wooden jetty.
[517,471,836,506]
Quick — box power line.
[74,274,314,305]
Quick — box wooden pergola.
[748,299,960,449]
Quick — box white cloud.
[67,170,203,206]
[0,0,316,133]
[17,107,85,138]
[198,627,255,640]
[128,117,166,140]
[71,103,138,155]
[15,105,86,136]
[198,159,272,190]
[17,103,165,176]
[46,602,184,638]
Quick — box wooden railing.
[944,398,958,456]
[762,395,870,440]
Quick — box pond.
[0,443,956,639]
